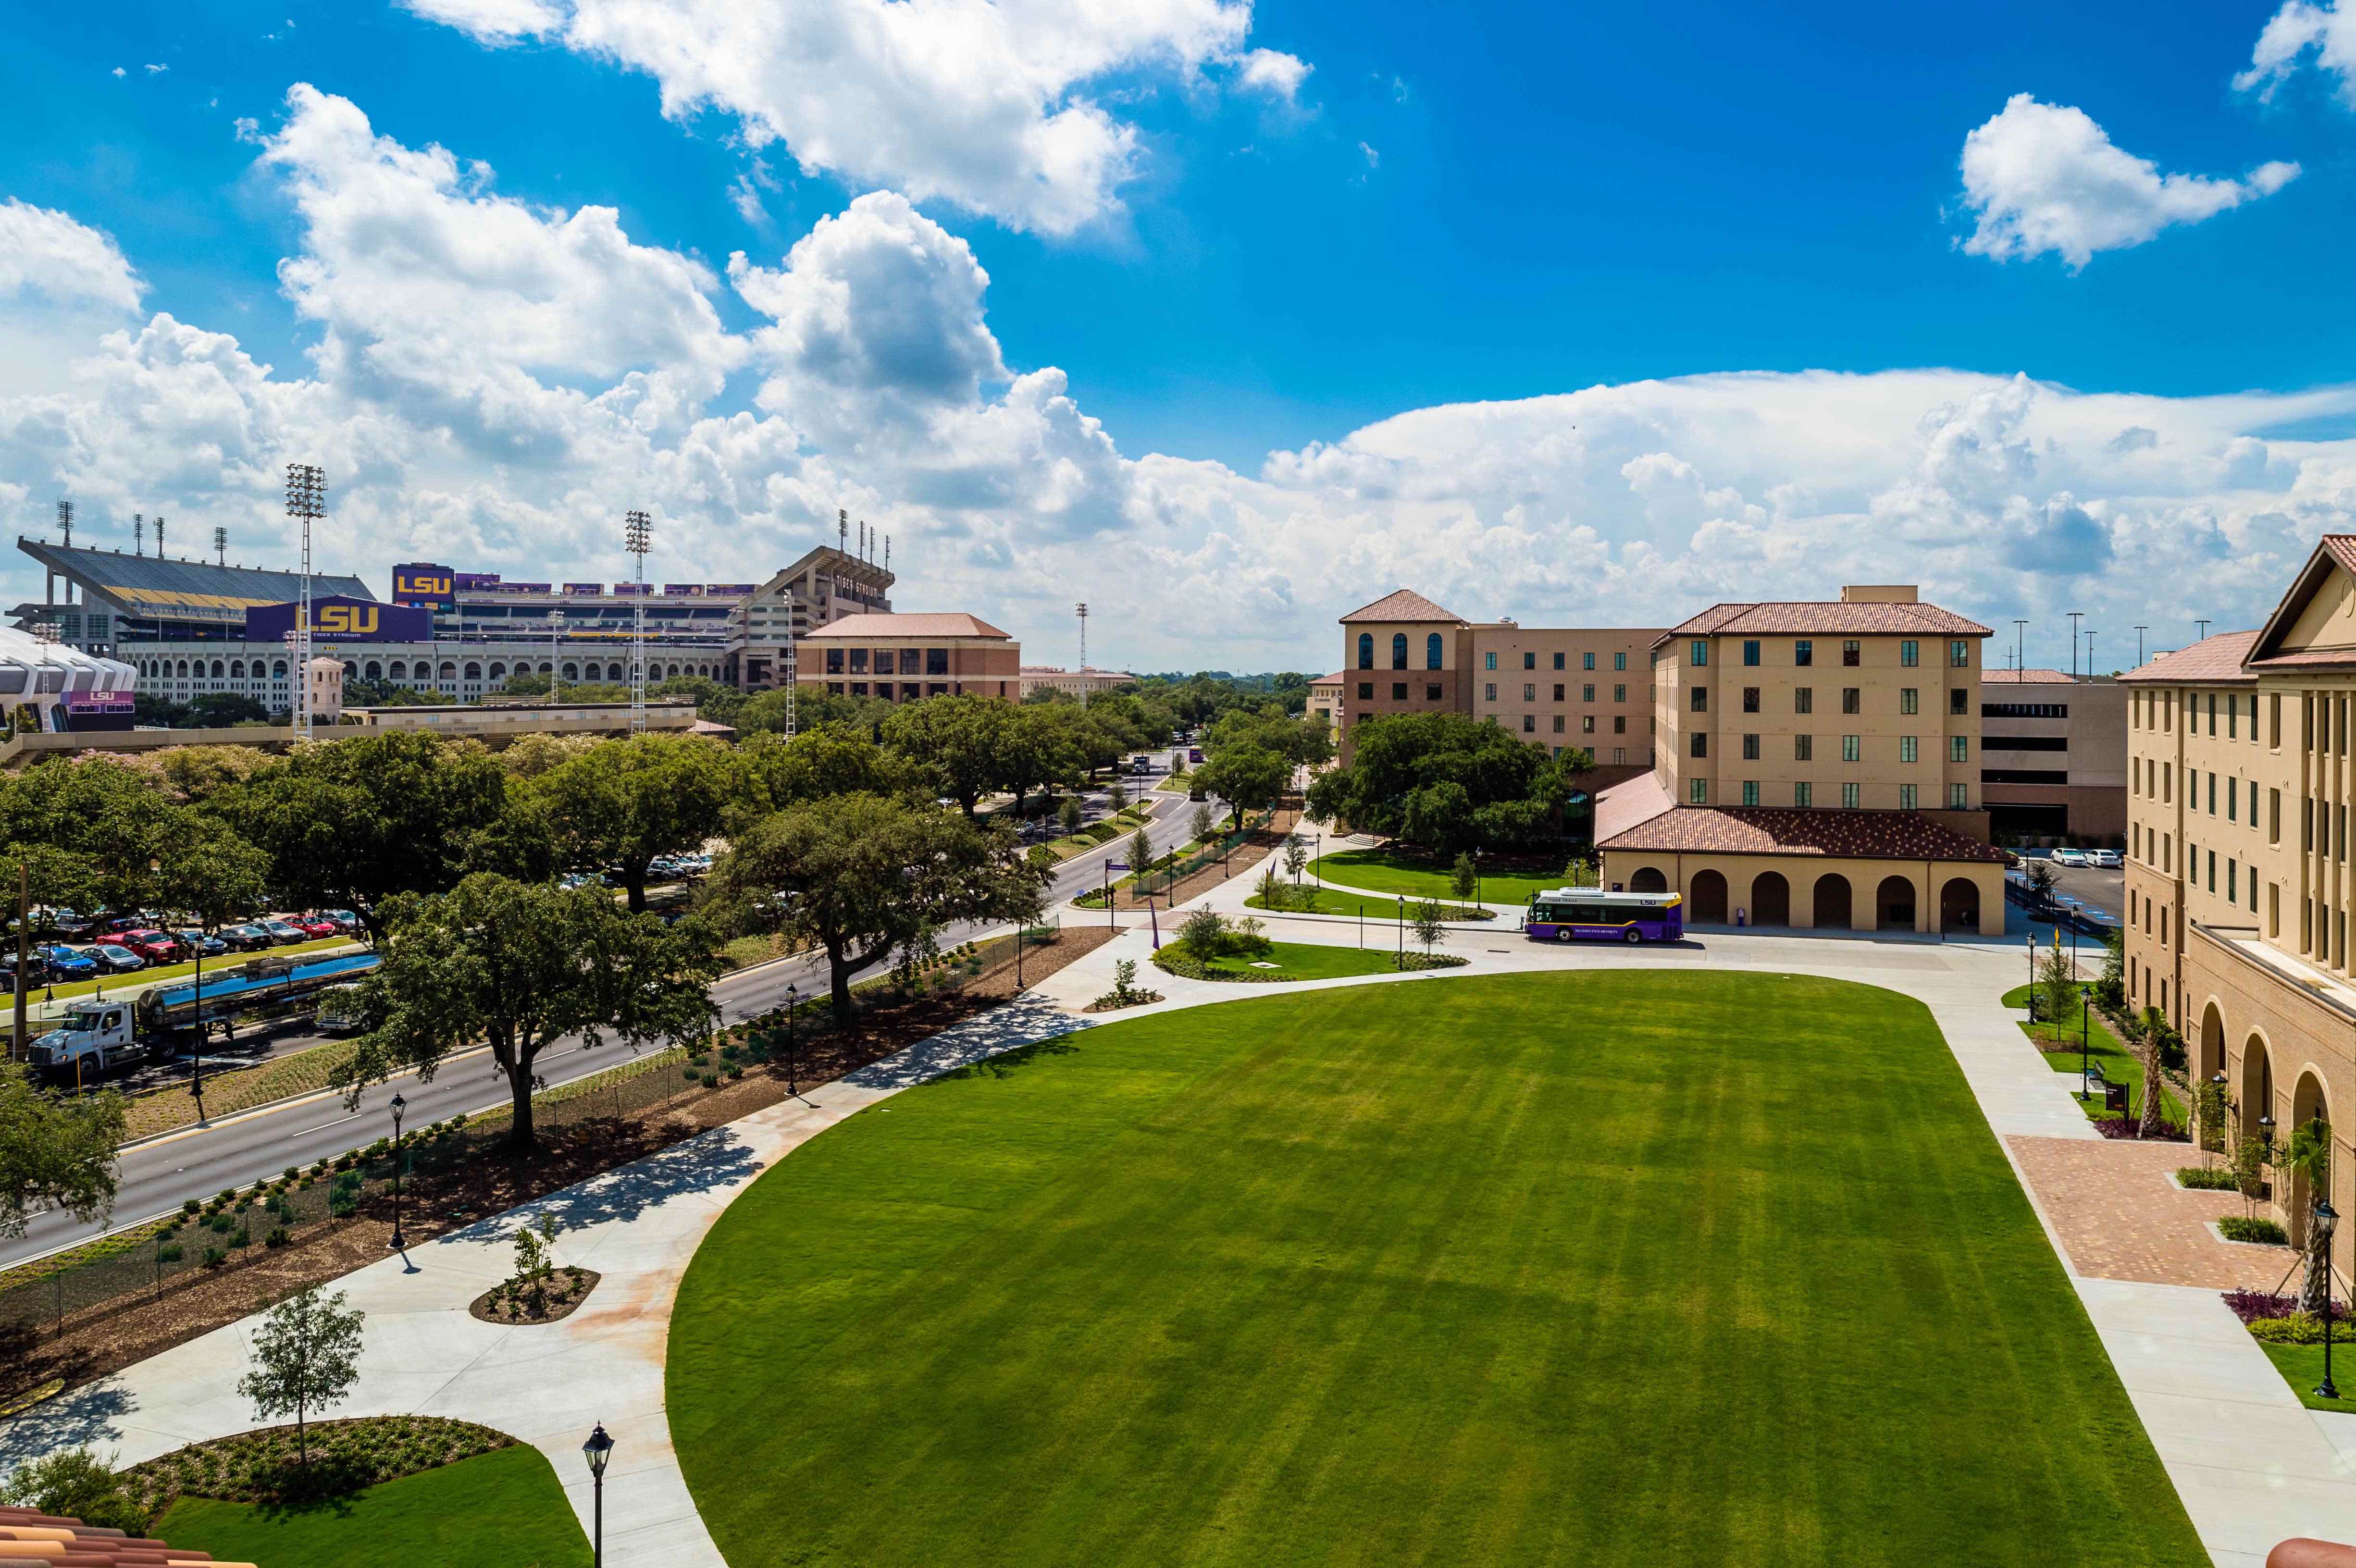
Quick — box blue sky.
[3,0,2355,669]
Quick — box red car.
[288,915,339,940]
[112,929,183,962]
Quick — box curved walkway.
[7,891,2349,1564]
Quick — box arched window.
[463,662,482,681]
[365,661,383,680]
[1426,633,1443,670]
[230,660,245,678]
[388,661,407,679]
[175,660,187,677]
[562,663,579,682]
[1357,632,1373,669]
[438,661,457,680]
[488,663,506,680]
[210,660,225,678]
[341,662,356,680]
[1390,633,1407,670]
[538,661,552,675]
[273,660,288,678]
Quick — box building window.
[1612,716,1626,733]
[1555,683,1566,700]
[1690,687,1708,713]
[1484,651,1497,671]
[1949,782,1969,809]
[1899,783,1917,810]
[1949,640,1969,668]
[1358,681,1374,700]
[1485,682,1498,701]
[1900,735,1918,764]
[1794,687,1813,714]
[1581,715,1595,733]
[1950,735,1969,763]
[1522,714,1536,733]
[1842,640,1860,667]
[1357,633,1373,669]
[849,648,868,674]
[850,682,868,696]
[1393,635,1409,670]
[1581,651,1594,670]
[1690,732,1708,758]
[1900,640,1919,667]
[1556,652,1567,670]
[2228,860,2237,902]
[826,648,844,674]
[1583,683,1595,702]
[1742,733,1760,760]
[1842,687,1860,715]
[1614,684,1626,703]
[1795,781,1812,807]
[1743,640,1761,666]
[1900,687,1918,715]
[1689,779,1708,804]
[1523,651,1536,670]
[1794,639,1812,667]
[1614,652,1626,671]
[927,648,949,675]
[1426,634,1443,669]
[1690,641,1708,667]
[1794,734,1813,762]
[1949,688,1969,716]
[1743,780,1760,805]
[1393,682,1408,700]
[1842,782,1860,808]
[1742,687,1760,713]
[2271,788,2282,844]
[1525,682,1537,702]
[1426,682,1443,701]
[1841,734,1861,762]
[1553,715,1565,733]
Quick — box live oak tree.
[738,725,916,815]
[1191,745,1288,830]
[224,732,513,942]
[0,1062,124,1238]
[532,734,738,912]
[712,793,1049,1019]
[338,874,721,1148]
[237,1285,364,1465]
[993,706,1087,818]
[882,696,1005,818]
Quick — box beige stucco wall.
[1596,848,2007,935]
[1465,624,1659,767]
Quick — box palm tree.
[2284,1117,2335,1317]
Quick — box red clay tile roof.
[1311,671,1346,686]
[2323,535,2356,579]
[1599,805,2008,863]
[1656,600,1992,643]
[2120,630,2259,684]
[1594,771,1674,842]
[1982,667,2079,684]
[0,1504,254,1565]
[802,612,1010,640]
[1339,589,1465,624]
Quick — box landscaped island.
[669,971,2204,1567]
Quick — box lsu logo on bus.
[393,562,456,605]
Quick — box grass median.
[671,969,2202,1568]
[1309,847,1562,907]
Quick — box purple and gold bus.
[1525,889,1683,944]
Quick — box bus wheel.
[1557,929,1574,943]
[1624,928,1642,944]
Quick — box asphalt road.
[2043,862,2125,920]
[0,783,1208,1271]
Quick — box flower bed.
[122,1416,510,1519]
[469,1266,599,1325]
[2090,1116,2189,1142]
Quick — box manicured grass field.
[154,1446,589,1568]
[1246,885,1496,921]
[2001,982,2187,1130]
[1165,938,1437,981]
[2259,1342,2356,1415]
[1309,847,1562,906]
[670,971,2203,1568]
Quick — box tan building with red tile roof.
[800,611,1019,702]
[2121,538,2356,1291]
[1595,584,2007,934]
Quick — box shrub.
[2222,1288,2296,1324]
[2247,1311,2341,1344]
[227,1227,251,1249]
[2219,1216,2289,1246]
[201,1246,226,1268]
[214,1188,237,1207]
[264,1226,291,1249]
[0,1449,147,1535]
[2175,1165,2239,1190]
[728,1064,744,1081]
[155,1243,184,1264]
[282,1165,300,1183]
[181,1198,200,1217]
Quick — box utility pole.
[12,861,26,1063]
[2134,626,2147,668]
[2086,632,2096,679]
[1076,603,1090,710]
[2011,619,2026,674]
[2067,611,2083,681]
[625,509,650,735]
[285,464,324,741]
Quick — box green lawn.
[1309,848,1563,906]
[669,971,2203,1568]
[1247,885,1496,922]
[1165,938,1440,981]
[2258,1342,2356,1416]
[2002,982,2187,1131]
[154,1445,589,1568]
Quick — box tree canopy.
[531,734,738,911]
[1306,713,1590,852]
[0,1062,125,1238]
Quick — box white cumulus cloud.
[0,199,146,313]
[401,0,1296,235]
[1238,48,1310,101]
[1957,94,2297,270]
[2237,1,2356,103]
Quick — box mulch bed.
[1,920,1123,1409]
[2092,1117,2191,1142]
[469,1268,599,1325]
[122,1415,509,1519]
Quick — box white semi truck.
[25,951,380,1083]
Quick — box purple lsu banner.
[392,562,456,605]
[245,596,435,643]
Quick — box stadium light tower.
[53,501,73,608]
[625,509,651,735]
[133,513,144,556]
[285,464,325,741]
[1076,602,1089,711]
[154,515,166,555]
[546,610,566,701]
[213,526,227,567]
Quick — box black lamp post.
[386,1091,406,1251]
[784,983,799,1099]
[1474,847,1485,907]
[582,1421,614,1568]
[2315,1198,2341,1402]
[2209,1071,2228,1165]
[2079,989,2091,1100]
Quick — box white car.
[2087,848,2122,869]
[2050,848,2088,867]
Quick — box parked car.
[258,919,309,944]
[319,909,363,933]
[2050,848,2088,867]
[97,916,147,938]
[2087,848,2123,869]
[35,908,94,938]
[217,923,273,951]
[122,930,184,963]
[81,944,146,974]
[0,952,48,990]
[173,929,230,958]
[36,945,98,981]
[287,915,338,940]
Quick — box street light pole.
[582,1422,614,1568]
[387,1091,406,1250]
[2315,1199,2341,1401]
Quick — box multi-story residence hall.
[1336,591,1662,787]
[1594,586,2009,933]
[2122,537,2356,1285]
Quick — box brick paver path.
[2007,1134,2297,1292]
